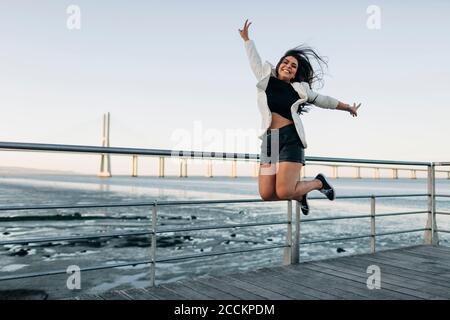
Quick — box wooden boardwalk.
[74,245,450,300]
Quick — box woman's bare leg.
[258,163,281,201]
[275,162,322,200]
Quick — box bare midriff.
[270,112,294,129]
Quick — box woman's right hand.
[238,19,252,41]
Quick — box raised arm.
[239,19,264,80]
[301,83,361,117]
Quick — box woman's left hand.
[349,103,361,117]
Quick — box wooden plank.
[144,285,186,300]
[376,251,450,274]
[256,267,366,300]
[228,270,321,300]
[414,245,450,254]
[251,268,341,300]
[307,261,442,299]
[278,266,377,299]
[401,247,450,262]
[160,282,212,300]
[219,275,290,300]
[197,276,266,300]
[347,255,450,288]
[303,262,428,299]
[71,245,450,300]
[402,245,450,258]
[98,290,132,300]
[120,288,159,300]
[73,294,104,300]
[290,265,413,300]
[180,279,240,300]
[288,264,410,300]
[375,250,450,270]
[331,257,450,298]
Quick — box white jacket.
[244,40,339,149]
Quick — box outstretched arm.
[239,19,264,80]
[336,102,361,117]
[301,83,361,117]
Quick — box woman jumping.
[239,19,361,215]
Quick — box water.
[0,170,449,299]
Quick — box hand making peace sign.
[238,19,252,42]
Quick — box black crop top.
[265,76,303,120]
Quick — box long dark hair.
[275,44,328,89]
[275,45,328,114]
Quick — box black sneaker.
[300,194,309,215]
[315,173,335,200]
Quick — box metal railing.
[0,141,449,286]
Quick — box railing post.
[150,202,157,286]
[283,200,293,265]
[158,157,165,178]
[231,160,237,178]
[370,196,376,253]
[374,168,380,179]
[425,164,439,245]
[292,201,300,264]
[132,155,138,177]
[179,158,187,177]
[206,159,213,178]
[392,168,398,179]
[253,162,259,178]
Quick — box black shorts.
[260,123,305,165]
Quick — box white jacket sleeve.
[244,40,264,80]
[300,82,339,109]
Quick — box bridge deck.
[74,245,450,300]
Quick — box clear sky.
[1,0,449,174]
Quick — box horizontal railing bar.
[375,228,426,237]
[301,234,372,244]
[0,194,432,211]
[302,214,370,222]
[0,202,156,211]
[376,211,428,218]
[301,228,426,245]
[335,194,429,199]
[436,195,450,198]
[0,260,153,282]
[156,244,287,263]
[152,194,429,204]
[0,244,288,282]
[305,156,430,166]
[0,231,154,246]
[434,162,450,166]
[302,211,427,222]
[0,141,431,166]
[0,142,254,160]
[158,221,288,233]
[0,211,429,246]
[436,212,450,216]
[305,163,450,172]
[0,221,288,246]
[438,230,450,234]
